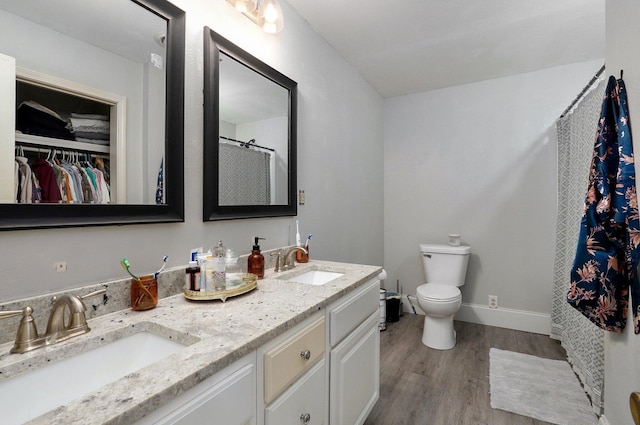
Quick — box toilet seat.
[417,283,461,302]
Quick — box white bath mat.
[489,348,598,425]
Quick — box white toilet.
[416,243,471,350]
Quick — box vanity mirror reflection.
[0,0,184,230]
[203,27,297,221]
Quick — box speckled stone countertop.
[0,260,382,425]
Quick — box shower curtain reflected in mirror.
[552,76,606,414]
[219,141,273,205]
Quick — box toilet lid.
[417,283,461,301]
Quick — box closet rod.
[560,64,606,118]
[16,144,109,159]
[219,135,275,152]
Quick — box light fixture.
[226,0,284,34]
[227,0,257,14]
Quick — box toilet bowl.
[417,283,462,350]
[417,243,470,350]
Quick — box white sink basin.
[287,270,344,285]
[0,331,188,424]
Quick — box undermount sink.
[0,329,190,424]
[286,270,345,285]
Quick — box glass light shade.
[258,0,283,33]
[227,0,257,14]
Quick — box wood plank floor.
[364,314,568,425]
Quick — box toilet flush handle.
[423,254,432,258]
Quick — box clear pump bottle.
[225,248,242,288]
[214,240,226,290]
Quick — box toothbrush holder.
[296,246,309,263]
[131,274,158,311]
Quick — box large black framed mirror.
[0,0,184,230]
[203,27,297,221]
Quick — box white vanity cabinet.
[137,352,257,425]
[134,275,380,425]
[327,278,380,425]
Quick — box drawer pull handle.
[300,350,311,360]
[300,413,311,424]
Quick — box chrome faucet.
[281,246,307,271]
[271,246,308,272]
[0,289,106,354]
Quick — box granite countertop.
[0,260,382,425]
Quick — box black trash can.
[386,291,401,322]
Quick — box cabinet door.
[265,359,326,425]
[330,312,380,425]
[0,53,15,203]
[328,279,379,347]
[138,354,256,425]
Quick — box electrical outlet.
[488,295,498,309]
[299,189,305,205]
[54,261,67,272]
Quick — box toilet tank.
[420,244,471,286]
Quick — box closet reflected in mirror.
[204,27,297,220]
[0,0,185,229]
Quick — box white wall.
[603,1,640,424]
[383,60,603,333]
[0,0,384,301]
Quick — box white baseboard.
[453,302,551,335]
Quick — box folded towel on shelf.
[17,101,75,141]
[21,100,63,120]
[68,117,110,132]
[70,113,109,121]
[74,131,109,140]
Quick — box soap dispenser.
[248,237,265,279]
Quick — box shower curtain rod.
[219,135,275,152]
[560,64,606,118]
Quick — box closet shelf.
[15,133,109,154]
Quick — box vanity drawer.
[264,316,325,404]
[265,358,326,425]
[328,279,379,347]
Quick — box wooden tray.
[184,274,258,302]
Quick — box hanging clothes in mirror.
[13,145,110,204]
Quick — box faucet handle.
[270,250,283,272]
[80,289,107,302]
[0,307,40,354]
[50,288,107,308]
[0,308,26,320]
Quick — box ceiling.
[0,0,166,64]
[284,0,605,98]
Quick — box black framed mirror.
[203,27,297,221]
[0,0,184,230]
